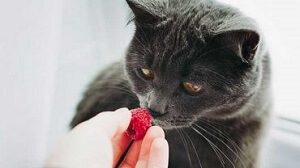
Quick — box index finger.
[86,108,133,167]
[87,108,131,138]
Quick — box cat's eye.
[140,68,154,79]
[183,82,203,95]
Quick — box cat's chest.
[165,124,249,168]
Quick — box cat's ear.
[126,0,165,26]
[214,30,260,63]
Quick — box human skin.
[45,108,169,168]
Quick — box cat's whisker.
[71,0,271,167]
[195,126,226,167]
[199,119,239,150]
[199,119,250,164]
[182,129,196,168]
[200,118,232,129]
[190,125,225,167]
[191,125,226,168]
[175,128,193,168]
[182,130,203,168]
[193,123,247,168]
[191,126,236,168]
[180,129,193,168]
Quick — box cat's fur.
[70,0,272,167]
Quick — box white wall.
[0,0,62,167]
[0,0,133,167]
[220,0,300,120]
[46,0,134,151]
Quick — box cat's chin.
[152,118,193,130]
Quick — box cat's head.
[125,0,264,129]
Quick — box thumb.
[147,137,169,168]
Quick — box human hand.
[45,108,169,168]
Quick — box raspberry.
[126,108,152,140]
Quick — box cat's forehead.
[150,41,205,77]
[149,26,207,71]
[131,0,255,73]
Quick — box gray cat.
[70,0,272,167]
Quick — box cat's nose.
[147,91,168,117]
[147,107,168,117]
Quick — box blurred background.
[0,0,299,167]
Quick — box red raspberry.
[126,108,152,140]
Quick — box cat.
[70,0,272,167]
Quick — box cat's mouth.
[151,115,194,130]
[139,99,194,129]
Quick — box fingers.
[111,131,132,167]
[87,108,131,138]
[76,109,169,168]
[84,108,132,167]
[119,140,143,168]
[135,126,165,168]
[147,138,169,168]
